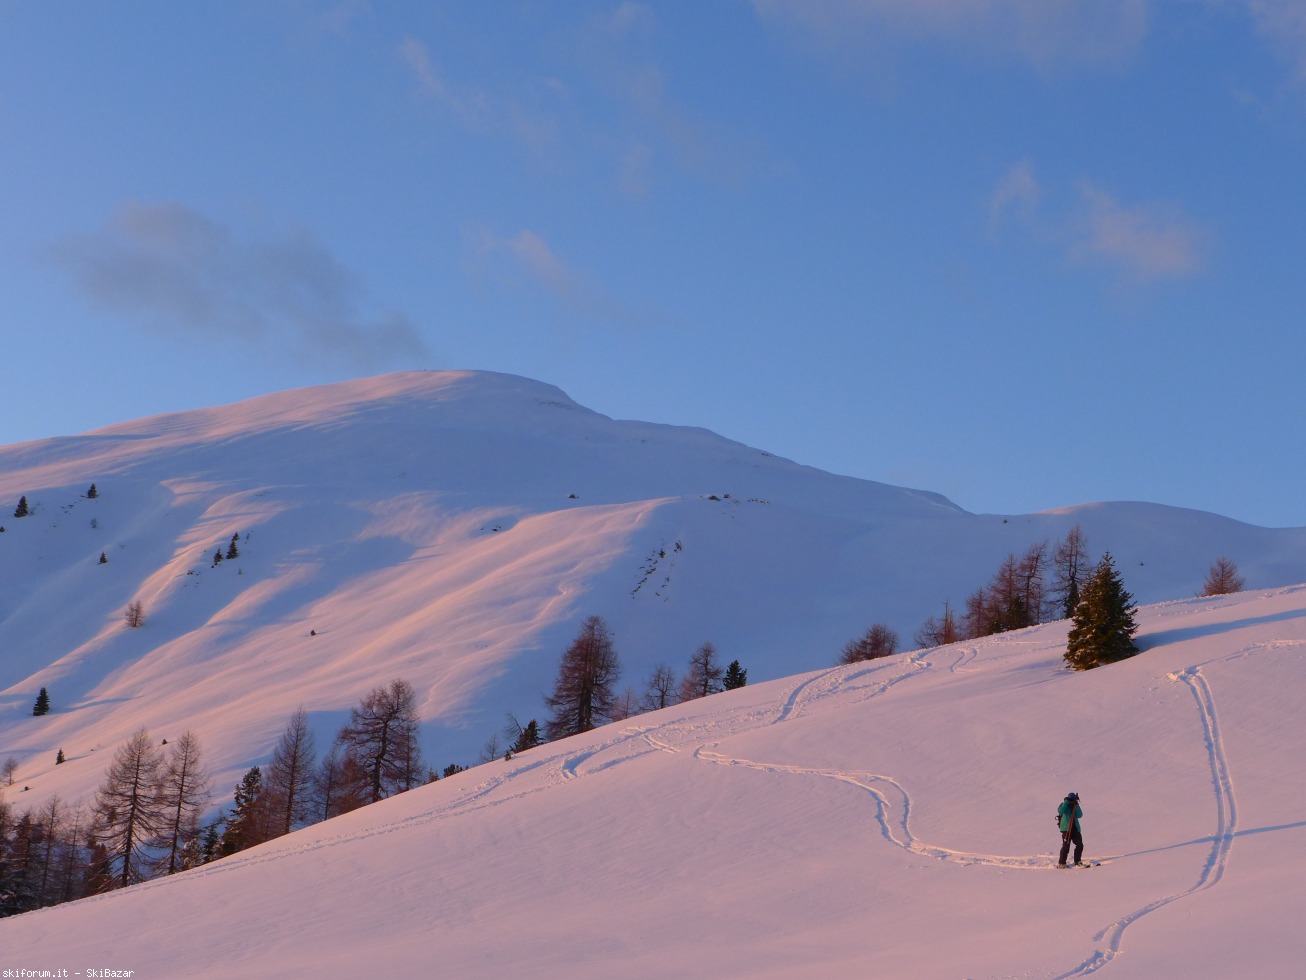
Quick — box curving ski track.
[1056,665,1239,978]
[645,650,1246,979]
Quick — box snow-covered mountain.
[4,584,1304,977]
[3,369,1305,814]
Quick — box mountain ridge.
[2,370,1304,810]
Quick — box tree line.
[2,619,750,918]
[540,615,747,743]
[834,524,1247,671]
[0,679,429,917]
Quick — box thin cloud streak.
[1075,184,1207,282]
[398,37,490,124]
[473,227,640,327]
[1241,0,1306,80]
[47,202,432,368]
[989,160,1041,226]
[751,0,1150,70]
[988,164,1207,283]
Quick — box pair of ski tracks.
[648,651,1047,871]
[1057,664,1239,978]
[649,654,1244,980]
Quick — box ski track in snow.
[624,644,1252,980]
[36,643,1250,980]
[949,646,979,673]
[1056,663,1240,979]
[685,648,1053,871]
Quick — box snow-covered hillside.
[3,585,1304,977]
[2,370,1305,812]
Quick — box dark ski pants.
[1059,826,1083,865]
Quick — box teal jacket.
[1058,799,1083,833]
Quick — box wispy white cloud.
[1073,184,1206,282]
[47,202,432,367]
[988,166,1207,283]
[501,230,581,300]
[473,228,638,325]
[752,0,1150,70]
[320,0,372,36]
[989,160,1041,226]
[618,142,656,197]
[397,37,490,124]
[609,0,657,38]
[396,38,564,157]
[391,7,755,196]
[1240,0,1306,80]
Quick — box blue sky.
[2,1,1304,526]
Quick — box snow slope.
[2,370,1305,812]
[3,585,1304,977]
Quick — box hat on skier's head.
[1066,792,1079,801]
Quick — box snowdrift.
[3,585,1304,977]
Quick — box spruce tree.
[226,533,240,560]
[199,820,224,864]
[1065,553,1140,670]
[14,495,29,518]
[33,687,50,716]
[507,719,542,757]
[222,767,270,855]
[723,659,748,690]
[86,483,98,499]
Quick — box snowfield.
[1,370,1304,976]
[3,585,1304,977]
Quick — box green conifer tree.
[33,687,50,716]
[199,819,224,865]
[507,719,542,757]
[222,767,269,855]
[14,495,29,518]
[1065,553,1139,670]
[722,659,748,690]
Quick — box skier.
[1057,791,1086,868]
